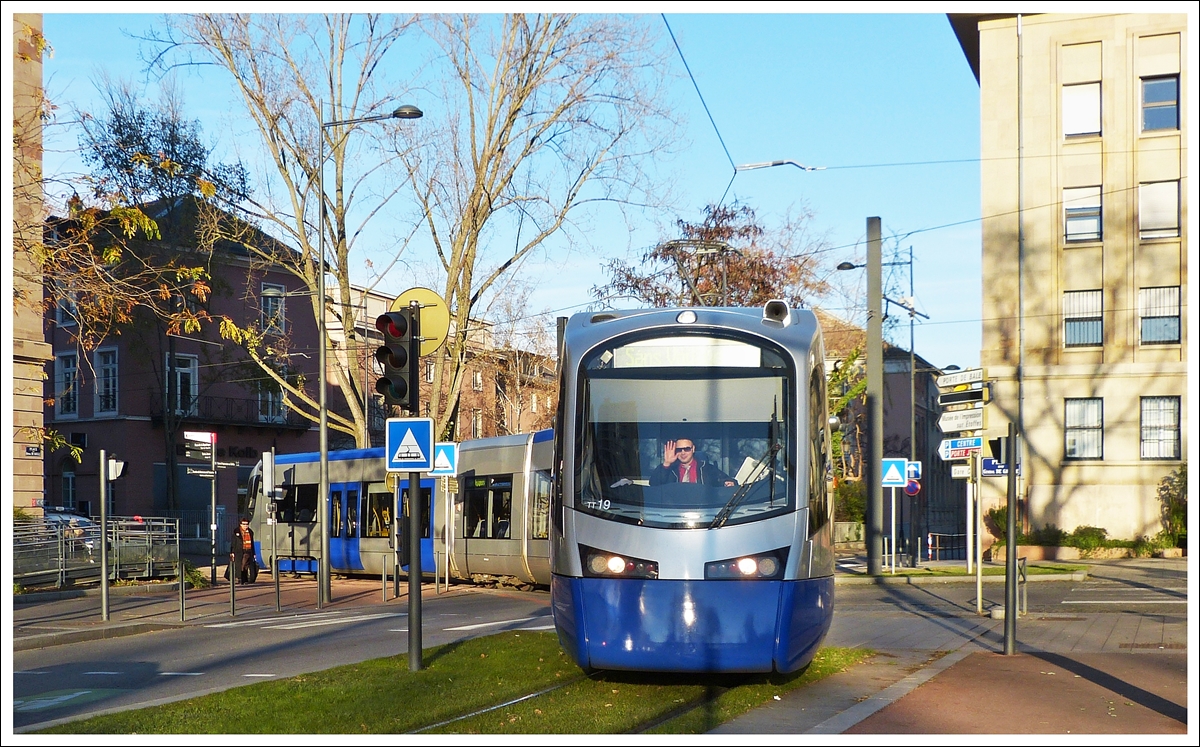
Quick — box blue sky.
[37,11,984,369]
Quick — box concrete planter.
[984,545,1082,562]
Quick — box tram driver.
[648,437,737,488]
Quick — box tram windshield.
[576,334,794,529]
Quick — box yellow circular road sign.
[391,287,450,356]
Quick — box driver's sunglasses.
[676,446,694,452]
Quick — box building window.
[1141,397,1180,460]
[55,293,78,327]
[1062,82,1100,137]
[95,348,118,415]
[425,358,435,383]
[1139,181,1180,239]
[1063,290,1102,347]
[472,369,483,391]
[56,353,79,417]
[1063,186,1101,242]
[1065,398,1103,460]
[1142,75,1178,132]
[472,408,483,439]
[258,388,286,424]
[167,354,199,416]
[62,471,76,510]
[1139,286,1181,345]
[261,283,286,334]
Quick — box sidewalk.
[11,557,1190,734]
[713,555,1189,735]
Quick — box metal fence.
[13,517,181,590]
[156,508,237,553]
[926,532,967,561]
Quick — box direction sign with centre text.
[386,418,434,472]
[938,437,983,460]
[938,408,986,433]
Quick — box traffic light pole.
[408,470,423,672]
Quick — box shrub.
[1157,462,1187,547]
[834,479,866,523]
[1067,525,1108,552]
[1025,524,1067,546]
[183,559,210,589]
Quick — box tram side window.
[462,475,512,539]
[364,483,392,538]
[278,484,318,523]
[346,490,358,538]
[331,491,342,537]
[530,470,551,540]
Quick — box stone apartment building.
[42,199,320,519]
[952,13,1188,538]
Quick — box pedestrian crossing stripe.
[392,429,426,463]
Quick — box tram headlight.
[580,545,659,579]
[705,548,789,580]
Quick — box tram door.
[328,482,361,571]
[462,474,521,577]
[399,481,434,574]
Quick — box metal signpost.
[387,417,434,673]
[184,431,218,585]
[881,458,907,574]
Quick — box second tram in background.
[550,301,834,674]
[245,430,554,586]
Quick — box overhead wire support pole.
[866,217,884,577]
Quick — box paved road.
[10,557,1190,734]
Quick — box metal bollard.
[229,552,237,617]
[382,558,388,602]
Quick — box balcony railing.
[150,395,311,429]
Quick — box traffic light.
[375,308,419,409]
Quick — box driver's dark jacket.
[648,459,736,486]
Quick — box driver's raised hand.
[663,440,677,467]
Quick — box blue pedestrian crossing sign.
[428,442,459,477]
[881,458,908,487]
[386,418,434,471]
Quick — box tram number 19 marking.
[584,499,611,511]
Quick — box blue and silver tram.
[550,302,834,673]
[245,431,555,585]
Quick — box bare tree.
[148,13,418,446]
[396,14,679,440]
[486,278,557,435]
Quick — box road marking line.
[243,674,276,678]
[15,671,48,675]
[517,625,556,631]
[160,672,204,676]
[444,616,538,631]
[84,671,122,675]
[388,629,409,633]
[265,612,407,630]
[14,691,92,711]
[205,611,355,628]
[1063,600,1187,604]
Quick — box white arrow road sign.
[936,367,985,388]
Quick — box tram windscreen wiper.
[710,407,782,530]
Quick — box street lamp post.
[316,103,422,607]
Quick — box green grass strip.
[38,631,869,735]
[429,646,871,734]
